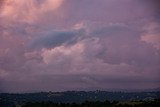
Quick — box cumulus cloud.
[41,42,84,65]
[141,22,160,50]
[0,0,63,23]
[0,0,160,92]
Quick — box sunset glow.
[0,0,159,93]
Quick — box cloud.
[141,34,160,49]
[62,0,155,24]
[0,0,63,23]
[141,22,160,50]
[1,21,160,92]
[0,0,160,92]
[1,73,159,92]
[0,69,9,79]
[41,42,84,65]
[29,27,86,49]
[28,22,88,50]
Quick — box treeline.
[15,99,160,107]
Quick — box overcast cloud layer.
[0,0,160,93]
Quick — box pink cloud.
[0,0,63,23]
[0,0,160,92]
[141,22,160,50]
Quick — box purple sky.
[0,0,160,93]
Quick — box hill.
[0,91,160,107]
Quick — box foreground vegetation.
[1,91,159,107]
[15,99,160,107]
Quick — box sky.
[0,0,160,93]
